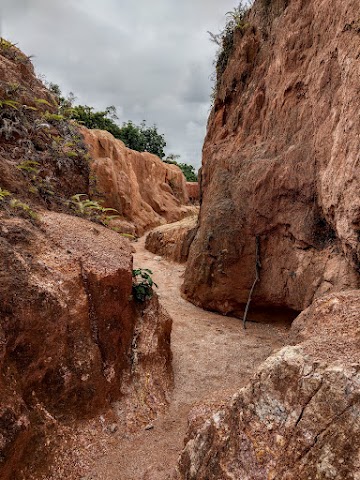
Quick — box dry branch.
[242,236,261,329]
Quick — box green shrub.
[0,188,11,201]
[132,268,158,303]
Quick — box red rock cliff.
[82,128,191,236]
[182,0,360,317]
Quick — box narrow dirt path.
[88,237,289,480]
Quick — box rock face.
[145,214,198,263]
[182,0,360,317]
[0,212,173,479]
[186,182,200,204]
[0,41,176,478]
[82,128,192,236]
[177,291,360,479]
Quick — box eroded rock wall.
[0,41,177,478]
[182,0,360,316]
[82,128,191,236]
[186,182,200,204]
[0,212,173,479]
[177,291,360,479]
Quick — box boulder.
[176,291,360,479]
[186,182,200,204]
[0,211,173,478]
[145,214,198,263]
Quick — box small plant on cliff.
[9,198,38,220]
[0,38,30,64]
[16,160,40,174]
[132,268,158,303]
[70,194,119,225]
[0,99,20,110]
[208,1,253,93]
[0,188,11,201]
[164,154,198,182]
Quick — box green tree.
[48,84,166,157]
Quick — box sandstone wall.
[0,42,175,479]
[82,128,191,236]
[182,0,360,317]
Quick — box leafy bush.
[118,120,166,159]
[70,194,119,225]
[132,268,158,303]
[49,84,166,158]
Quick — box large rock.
[82,128,192,236]
[176,291,360,479]
[186,182,200,204]
[0,212,173,479]
[145,214,198,263]
[182,0,360,317]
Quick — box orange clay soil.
[21,235,289,480]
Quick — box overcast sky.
[0,0,239,168]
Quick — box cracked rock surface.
[176,290,360,480]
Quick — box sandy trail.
[88,236,289,480]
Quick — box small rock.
[108,423,118,434]
[145,424,154,431]
[154,256,162,261]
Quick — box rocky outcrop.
[0,42,90,209]
[82,128,192,236]
[145,214,198,263]
[0,212,173,479]
[186,182,200,204]
[176,290,360,479]
[182,0,360,317]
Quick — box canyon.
[0,0,359,478]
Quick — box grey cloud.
[1,0,238,167]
